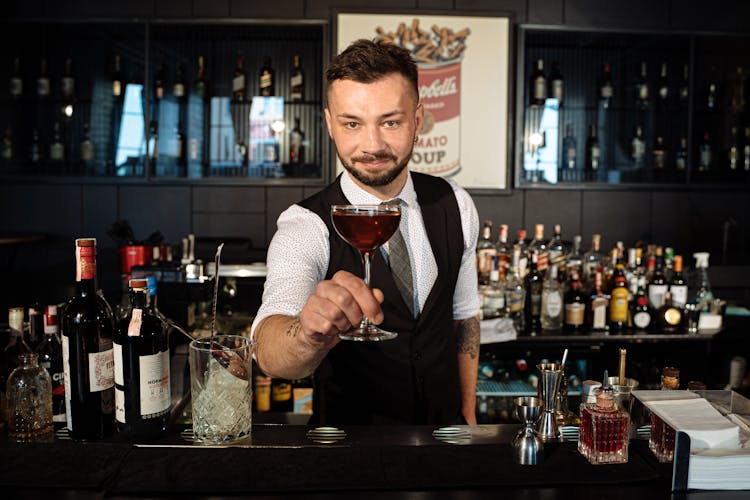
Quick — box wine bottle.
[35,305,66,423]
[114,279,170,440]
[290,54,304,102]
[529,59,546,107]
[61,57,75,101]
[173,64,186,100]
[194,55,208,100]
[154,61,166,101]
[289,117,305,164]
[598,63,614,109]
[259,56,275,97]
[37,58,50,98]
[635,61,649,109]
[112,54,124,98]
[585,124,600,172]
[61,238,116,440]
[549,61,564,104]
[10,57,22,99]
[232,56,246,102]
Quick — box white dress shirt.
[250,170,480,338]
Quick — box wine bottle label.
[80,141,93,162]
[139,350,170,418]
[173,83,185,98]
[75,242,96,281]
[544,290,562,317]
[551,80,563,101]
[62,334,72,431]
[260,73,272,90]
[112,80,122,97]
[506,290,524,313]
[10,77,22,96]
[633,310,651,329]
[565,303,585,325]
[89,348,115,392]
[272,382,292,402]
[670,285,688,308]
[477,248,496,273]
[600,84,613,98]
[592,298,608,328]
[610,290,629,322]
[293,387,313,414]
[50,143,64,161]
[648,284,668,309]
[114,342,124,386]
[62,77,75,98]
[128,309,143,337]
[37,77,50,96]
[115,387,125,423]
[290,74,303,87]
[232,75,245,93]
[533,77,546,100]
[484,294,505,313]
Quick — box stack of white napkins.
[644,396,749,490]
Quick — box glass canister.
[7,352,54,442]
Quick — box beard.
[339,150,412,187]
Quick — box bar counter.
[3,422,743,499]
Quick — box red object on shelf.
[118,245,152,275]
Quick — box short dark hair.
[326,39,419,101]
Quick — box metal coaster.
[560,425,580,442]
[432,426,471,444]
[306,426,346,444]
[55,428,72,441]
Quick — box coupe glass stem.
[360,250,373,328]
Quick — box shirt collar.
[340,170,417,208]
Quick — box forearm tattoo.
[455,317,480,359]
[285,318,302,337]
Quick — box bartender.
[251,39,480,425]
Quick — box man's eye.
[344,122,358,129]
[384,120,399,128]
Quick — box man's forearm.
[455,315,480,425]
[253,315,331,380]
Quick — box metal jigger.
[512,396,544,465]
[535,363,563,441]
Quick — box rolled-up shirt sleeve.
[450,183,480,320]
[250,204,329,339]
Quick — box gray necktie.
[384,199,414,316]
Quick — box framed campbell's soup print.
[335,11,512,191]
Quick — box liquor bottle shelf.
[477,379,582,397]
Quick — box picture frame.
[334,10,513,192]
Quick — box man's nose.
[363,126,386,152]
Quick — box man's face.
[324,73,423,194]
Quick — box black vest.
[298,172,464,425]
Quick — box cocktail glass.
[331,203,401,341]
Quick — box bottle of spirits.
[565,235,584,282]
[583,233,604,286]
[588,270,610,333]
[648,247,668,309]
[635,61,649,109]
[675,137,688,171]
[6,352,54,442]
[657,62,669,102]
[289,117,305,165]
[585,124,600,173]
[541,264,563,331]
[80,123,94,171]
[28,304,44,348]
[9,57,23,99]
[729,126,740,171]
[564,272,586,334]
[743,127,750,172]
[523,250,543,335]
[731,66,746,113]
[495,224,511,279]
[4,307,32,385]
[631,276,652,331]
[194,55,208,100]
[515,229,529,278]
[653,136,666,171]
[1,126,12,162]
[562,123,577,171]
[528,223,549,274]
[147,120,159,166]
[548,61,563,103]
[480,264,506,320]
[176,124,187,175]
[290,54,304,102]
[37,58,50,98]
[707,82,718,110]
[259,56,275,97]
[678,64,689,104]
[60,57,76,102]
[112,54,124,99]
[631,125,646,168]
[598,63,614,109]
[30,128,40,165]
[650,366,679,461]
[61,238,116,440]
[173,64,186,100]
[588,381,629,464]
[609,263,629,332]
[114,278,170,441]
[271,378,293,412]
[505,247,526,334]
[669,255,688,308]
[547,223,565,275]
[476,220,497,285]
[49,122,65,163]
[691,252,714,312]
[153,61,166,101]
[35,305,66,423]
[232,56,247,102]
[529,59,547,107]
[656,291,682,333]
